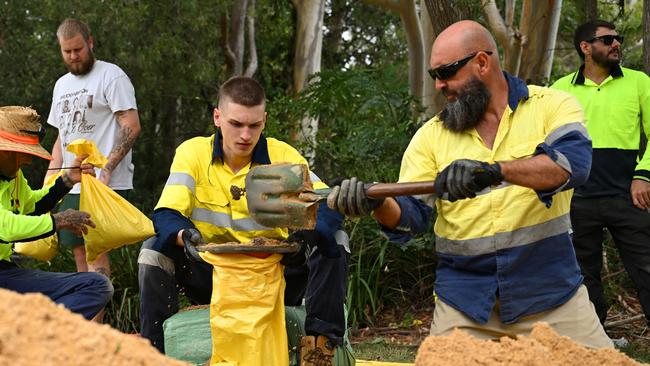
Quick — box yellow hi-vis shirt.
[155,134,326,244]
[392,75,591,324]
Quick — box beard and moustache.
[439,77,491,132]
[591,46,622,69]
[64,50,96,75]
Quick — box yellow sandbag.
[200,252,288,366]
[79,173,154,263]
[66,139,108,168]
[14,232,59,261]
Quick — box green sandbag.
[164,305,355,366]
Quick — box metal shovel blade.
[245,163,328,229]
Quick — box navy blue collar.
[211,131,271,165]
[571,64,623,85]
[503,72,529,112]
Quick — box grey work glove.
[434,159,503,202]
[327,177,385,216]
[182,228,205,263]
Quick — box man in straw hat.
[0,106,113,320]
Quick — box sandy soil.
[0,288,189,366]
[415,322,642,366]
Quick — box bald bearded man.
[328,20,612,348]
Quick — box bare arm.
[499,154,570,191]
[100,109,141,185]
[44,135,63,184]
[371,198,402,230]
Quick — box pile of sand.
[415,322,642,366]
[0,288,188,366]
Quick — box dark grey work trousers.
[570,196,650,325]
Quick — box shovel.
[245,163,438,229]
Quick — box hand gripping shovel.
[245,163,438,229]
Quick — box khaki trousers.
[429,285,613,349]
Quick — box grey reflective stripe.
[165,172,196,194]
[310,171,322,183]
[335,230,351,254]
[436,214,570,256]
[137,248,175,276]
[555,151,572,174]
[545,122,590,146]
[191,207,272,231]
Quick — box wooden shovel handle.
[310,181,436,202]
[365,181,436,198]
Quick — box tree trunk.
[364,0,423,103]
[518,0,561,84]
[482,0,523,74]
[581,0,598,22]
[423,0,470,116]
[292,0,325,162]
[244,0,258,77]
[227,0,249,76]
[323,0,348,68]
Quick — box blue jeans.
[0,261,113,320]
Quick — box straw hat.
[0,106,52,160]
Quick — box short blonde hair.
[56,18,92,41]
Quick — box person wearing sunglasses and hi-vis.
[327,20,613,348]
[552,20,650,330]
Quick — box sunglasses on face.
[428,51,493,81]
[588,34,624,46]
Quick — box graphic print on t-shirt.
[56,88,96,150]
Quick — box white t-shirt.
[48,60,138,193]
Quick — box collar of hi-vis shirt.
[463,72,529,146]
[504,71,529,112]
[211,131,272,165]
[570,64,624,86]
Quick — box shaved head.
[431,20,498,68]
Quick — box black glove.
[434,159,503,202]
[281,230,317,267]
[326,177,385,216]
[182,228,205,263]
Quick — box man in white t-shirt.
[45,19,141,319]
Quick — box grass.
[352,338,417,363]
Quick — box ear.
[88,36,94,50]
[579,41,591,58]
[476,51,491,76]
[213,107,221,128]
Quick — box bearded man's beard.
[591,47,621,69]
[65,52,96,75]
[439,77,491,133]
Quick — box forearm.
[44,136,63,182]
[500,154,569,191]
[32,176,73,215]
[104,109,141,173]
[372,198,402,230]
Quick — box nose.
[241,127,252,141]
[435,78,447,91]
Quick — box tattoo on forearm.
[105,111,136,172]
[53,209,93,235]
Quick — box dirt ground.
[414,322,641,366]
[0,288,188,366]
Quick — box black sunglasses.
[428,51,493,81]
[588,34,624,46]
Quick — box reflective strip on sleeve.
[165,172,196,194]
